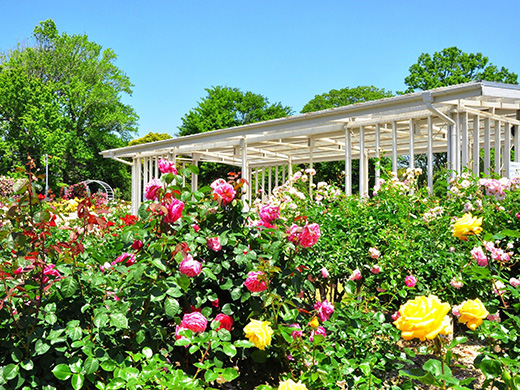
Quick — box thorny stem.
[192,341,212,380]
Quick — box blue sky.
[1,0,519,139]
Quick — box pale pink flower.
[299,223,320,248]
[144,178,162,200]
[368,247,380,259]
[314,300,335,322]
[213,314,233,331]
[310,326,326,342]
[180,312,207,333]
[470,247,488,267]
[509,277,520,288]
[289,324,303,339]
[206,237,221,252]
[158,159,177,175]
[349,269,362,281]
[179,254,202,277]
[305,168,316,176]
[449,247,456,253]
[259,204,280,224]
[370,265,381,274]
[391,311,400,321]
[452,304,461,317]
[287,224,300,244]
[163,198,184,223]
[244,271,268,292]
[487,312,501,322]
[211,180,236,206]
[404,274,417,288]
[320,267,329,278]
[450,278,463,289]
[100,262,112,272]
[493,280,506,296]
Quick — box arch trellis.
[83,180,114,201]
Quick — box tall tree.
[128,132,172,146]
[0,20,137,195]
[178,86,292,136]
[301,85,393,113]
[404,47,518,92]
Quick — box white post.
[427,115,433,193]
[375,123,381,184]
[450,114,458,175]
[240,137,249,207]
[309,138,314,199]
[261,167,265,202]
[288,156,293,177]
[472,115,480,176]
[191,154,199,193]
[345,127,352,196]
[495,120,501,175]
[134,156,142,213]
[461,112,468,168]
[254,169,258,194]
[504,123,511,178]
[408,119,415,170]
[515,111,520,162]
[455,112,461,173]
[268,166,272,196]
[392,121,398,174]
[484,118,491,173]
[359,125,366,196]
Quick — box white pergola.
[101,81,520,214]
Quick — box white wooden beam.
[484,118,491,174]
[345,128,352,196]
[504,123,511,178]
[427,115,433,192]
[375,123,381,184]
[472,115,480,176]
[392,121,398,173]
[495,120,501,174]
[359,125,366,197]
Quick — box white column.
[254,169,258,194]
[191,154,199,193]
[484,118,491,173]
[409,119,415,170]
[344,127,352,196]
[359,125,365,197]
[261,167,265,202]
[392,121,398,174]
[515,111,520,162]
[461,112,468,168]
[427,115,433,193]
[268,166,272,195]
[504,123,511,178]
[450,114,457,175]
[288,156,293,177]
[240,137,249,206]
[472,115,480,176]
[495,120,501,175]
[131,157,140,215]
[309,138,314,199]
[455,112,461,173]
[375,123,381,184]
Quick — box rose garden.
[0,159,519,390]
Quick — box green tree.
[404,46,518,92]
[301,85,393,113]
[0,20,137,195]
[301,86,393,187]
[128,132,172,146]
[178,86,292,136]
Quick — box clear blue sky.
[2,0,519,139]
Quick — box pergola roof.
[101,81,520,168]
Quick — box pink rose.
[452,304,461,317]
[369,247,380,259]
[112,252,136,266]
[144,178,162,200]
[158,159,177,175]
[207,237,221,252]
[404,274,417,288]
[100,262,112,272]
[314,300,334,322]
[179,254,202,277]
[289,324,303,339]
[487,312,501,322]
[213,313,233,331]
[310,326,326,342]
[391,311,400,321]
[450,278,463,289]
[349,269,362,281]
[14,267,24,275]
[175,325,189,341]
[471,247,488,267]
[370,265,381,274]
[211,179,236,206]
[259,204,280,224]
[193,224,200,232]
[299,223,320,248]
[163,198,184,223]
[287,224,300,244]
[244,271,268,292]
[181,312,207,333]
[211,299,219,308]
[510,277,520,288]
[320,267,329,278]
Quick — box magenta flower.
[158,159,177,175]
[391,311,400,321]
[213,313,233,331]
[404,274,417,288]
[289,323,303,339]
[259,204,280,224]
[144,178,162,200]
[320,267,329,278]
[299,223,320,248]
[206,237,222,252]
[349,269,362,281]
[470,247,488,267]
[163,198,184,224]
[112,252,136,267]
[211,179,236,206]
[180,312,207,333]
[179,254,202,277]
[314,300,335,322]
[310,326,326,342]
[244,271,268,292]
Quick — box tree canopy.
[404,46,518,92]
[177,86,292,136]
[128,132,172,146]
[301,85,393,113]
[0,20,137,195]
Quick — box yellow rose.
[452,213,483,240]
[279,378,308,390]
[458,298,489,330]
[244,319,273,350]
[393,295,452,341]
[308,316,319,328]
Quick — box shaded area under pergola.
[101,81,520,214]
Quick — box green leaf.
[93,313,109,328]
[3,364,19,381]
[52,364,72,381]
[71,373,84,390]
[222,367,239,381]
[60,277,79,298]
[83,357,99,375]
[164,297,180,317]
[100,360,117,372]
[20,360,33,371]
[109,313,129,329]
[204,370,219,382]
[34,339,51,355]
[222,344,237,358]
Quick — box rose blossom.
[244,271,268,292]
[369,247,380,259]
[213,313,233,331]
[132,239,143,251]
[158,159,177,175]
[289,323,303,339]
[309,326,326,342]
[206,237,222,252]
[163,198,184,223]
[211,179,236,206]
[471,246,488,267]
[493,281,506,296]
[450,278,463,289]
[405,274,417,288]
[259,204,280,224]
[112,252,135,267]
[299,223,321,248]
[349,269,362,281]
[181,312,207,333]
[391,311,400,321]
[144,178,162,200]
[510,277,520,288]
[314,300,335,322]
[179,254,202,277]
[487,312,501,322]
[320,267,329,278]
[370,265,381,274]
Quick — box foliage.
[0,19,137,194]
[128,132,173,146]
[301,85,393,114]
[404,46,518,92]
